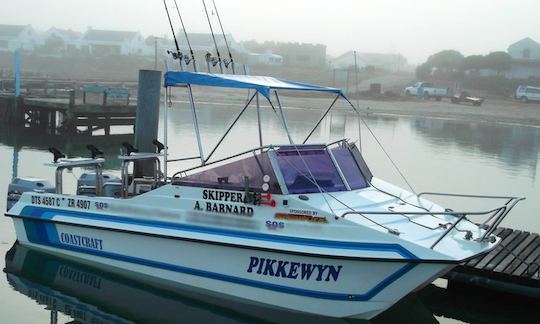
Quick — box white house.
[505,37,540,79]
[508,37,540,60]
[0,24,38,52]
[80,28,147,56]
[41,27,82,49]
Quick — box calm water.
[1,94,539,323]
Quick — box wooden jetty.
[0,85,136,134]
[447,227,540,298]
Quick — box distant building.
[38,27,82,55]
[331,51,368,69]
[0,24,38,52]
[80,28,147,56]
[508,37,540,60]
[247,52,283,66]
[330,51,409,72]
[177,32,246,55]
[506,37,540,79]
[42,28,81,47]
[276,42,326,68]
[241,40,326,68]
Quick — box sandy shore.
[354,97,540,127]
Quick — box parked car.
[515,85,540,103]
[451,91,484,106]
[404,82,451,101]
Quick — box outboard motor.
[77,172,121,197]
[7,177,55,211]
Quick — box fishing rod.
[163,0,183,65]
[173,0,197,71]
[211,0,235,74]
[202,0,224,73]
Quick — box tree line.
[416,50,512,80]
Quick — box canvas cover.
[164,71,344,99]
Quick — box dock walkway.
[0,93,135,134]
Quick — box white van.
[515,85,540,103]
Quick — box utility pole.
[154,37,158,70]
[14,49,20,97]
[354,51,359,102]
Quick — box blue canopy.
[164,71,345,100]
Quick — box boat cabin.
[173,141,373,196]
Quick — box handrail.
[341,206,508,217]
[417,191,519,200]
[482,197,525,239]
[415,192,525,245]
[340,195,524,249]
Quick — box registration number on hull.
[31,195,91,210]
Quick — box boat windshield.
[174,152,282,194]
[275,147,348,194]
[329,146,368,190]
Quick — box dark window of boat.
[330,146,368,190]
[275,147,346,194]
[347,143,373,183]
[174,153,282,194]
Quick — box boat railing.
[118,153,163,198]
[416,192,525,244]
[340,193,524,249]
[45,157,105,196]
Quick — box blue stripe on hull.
[21,218,418,302]
[19,206,418,260]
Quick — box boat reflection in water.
[4,243,440,324]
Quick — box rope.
[343,96,416,195]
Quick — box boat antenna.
[202,0,224,73]
[211,0,235,74]
[173,0,197,72]
[163,0,183,63]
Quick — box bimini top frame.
[164,71,345,100]
[162,71,360,179]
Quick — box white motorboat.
[5,71,523,319]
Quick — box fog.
[1,0,539,63]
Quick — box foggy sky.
[1,0,538,64]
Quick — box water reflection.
[412,118,540,178]
[0,125,134,170]
[417,281,539,324]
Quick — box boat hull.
[11,216,454,319]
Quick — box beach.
[357,97,540,127]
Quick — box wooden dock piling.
[133,69,162,177]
